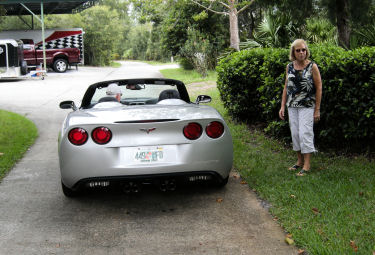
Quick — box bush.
[180,28,217,77]
[178,57,194,70]
[217,44,375,151]
[216,49,266,122]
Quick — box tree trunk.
[336,0,351,48]
[229,4,240,51]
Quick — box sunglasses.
[295,48,306,53]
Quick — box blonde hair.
[289,39,310,61]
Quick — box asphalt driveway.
[0,62,297,254]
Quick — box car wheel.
[21,60,28,75]
[53,59,68,73]
[215,176,229,188]
[61,181,80,197]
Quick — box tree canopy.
[0,0,374,67]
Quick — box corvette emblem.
[139,127,156,134]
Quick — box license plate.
[134,146,164,163]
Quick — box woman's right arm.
[279,65,288,120]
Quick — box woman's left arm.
[312,63,322,122]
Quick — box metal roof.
[0,0,97,15]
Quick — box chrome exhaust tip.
[123,182,142,194]
[159,179,176,191]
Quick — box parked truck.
[21,38,81,73]
[0,28,84,73]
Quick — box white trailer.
[0,39,45,80]
[0,39,23,78]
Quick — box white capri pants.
[288,107,316,154]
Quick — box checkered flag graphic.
[36,34,83,59]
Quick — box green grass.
[161,68,217,84]
[161,68,375,255]
[110,61,122,68]
[0,110,38,181]
[119,60,176,66]
[142,60,175,66]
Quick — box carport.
[0,0,96,71]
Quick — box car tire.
[21,60,28,75]
[61,181,80,197]
[215,176,229,188]
[53,58,68,73]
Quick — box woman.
[279,39,322,176]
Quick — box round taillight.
[206,121,224,138]
[92,127,112,144]
[68,128,88,145]
[183,122,202,140]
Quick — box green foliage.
[217,45,375,151]
[161,0,228,57]
[321,0,373,26]
[178,57,194,70]
[216,48,266,122]
[80,5,122,66]
[122,48,134,60]
[160,67,217,85]
[180,28,212,77]
[124,23,152,60]
[353,25,375,46]
[240,11,302,49]
[306,17,338,44]
[0,13,84,31]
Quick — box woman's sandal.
[296,169,309,176]
[288,165,302,171]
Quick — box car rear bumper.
[59,140,233,189]
[67,171,228,191]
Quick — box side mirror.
[195,95,212,104]
[60,100,77,111]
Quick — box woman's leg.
[299,108,315,154]
[298,108,315,175]
[288,108,304,167]
[303,153,311,170]
[296,151,304,166]
[288,108,300,151]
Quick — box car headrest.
[158,89,180,101]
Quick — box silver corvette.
[58,78,233,196]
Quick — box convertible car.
[58,78,233,196]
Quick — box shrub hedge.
[217,44,375,151]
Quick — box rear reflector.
[183,122,202,140]
[189,175,213,182]
[206,121,224,139]
[68,128,88,145]
[92,127,112,144]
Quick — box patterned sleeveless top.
[286,61,316,108]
